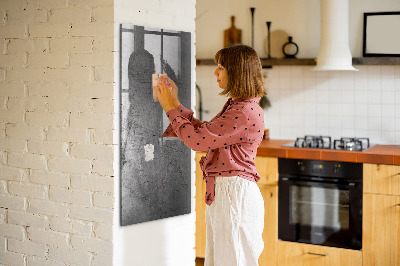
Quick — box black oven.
[278,158,362,250]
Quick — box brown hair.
[214,44,267,99]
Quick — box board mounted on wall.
[119,24,192,226]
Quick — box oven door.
[278,176,362,250]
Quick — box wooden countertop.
[256,139,400,165]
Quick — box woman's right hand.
[159,76,180,108]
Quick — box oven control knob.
[334,167,339,174]
[298,161,305,171]
[334,164,341,174]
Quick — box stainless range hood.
[314,0,358,71]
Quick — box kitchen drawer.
[276,240,362,266]
[255,156,278,186]
[364,164,400,196]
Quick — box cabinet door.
[255,156,278,186]
[259,185,278,266]
[277,241,362,266]
[363,193,400,266]
[364,164,400,196]
[195,152,207,258]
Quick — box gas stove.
[282,135,374,151]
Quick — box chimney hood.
[314,0,358,71]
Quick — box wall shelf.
[196,57,400,67]
[352,57,400,65]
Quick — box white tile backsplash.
[316,115,330,129]
[382,90,395,104]
[382,117,396,131]
[341,104,355,116]
[355,117,368,130]
[368,117,381,131]
[396,88,400,104]
[316,89,329,103]
[368,104,382,118]
[279,77,291,89]
[395,66,400,78]
[383,131,396,144]
[367,91,381,105]
[329,88,342,103]
[341,89,355,104]
[342,116,355,129]
[304,102,316,115]
[382,79,395,91]
[381,66,395,77]
[196,65,400,144]
[367,77,381,91]
[382,105,395,118]
[354,104,367,117]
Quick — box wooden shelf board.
[196,57,400,67]
[352,57,400,65]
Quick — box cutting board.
[224,16,242,48]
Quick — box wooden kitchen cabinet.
[195,151,207,258]
[195,154,279,263]
[363,193,400,266]
[276,241,362,266]
[259,184,278,266]
[364,163,400,196]
[363,163,400,266]
[255,156,278,186]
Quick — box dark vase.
[282,36,299,58]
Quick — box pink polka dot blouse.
[162,97,265,205]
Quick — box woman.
[154,44,267,266]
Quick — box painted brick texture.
[0,0,114,265]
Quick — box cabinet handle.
[397,204,400,207]
[307,252,328,256]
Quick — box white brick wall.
[0,0,114,265]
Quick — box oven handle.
[280,177,357,189]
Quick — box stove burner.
[333,137,370,151]
[286,136,372,151]
[295,135,332,149]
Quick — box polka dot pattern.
[162,97,265,205]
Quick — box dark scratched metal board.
[119,24,192,226]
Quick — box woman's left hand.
[153,78,175,114]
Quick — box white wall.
[196,0,400,145]
[196,0,400,58]
[113,1,197,266]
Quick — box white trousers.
[205,176,264,266]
